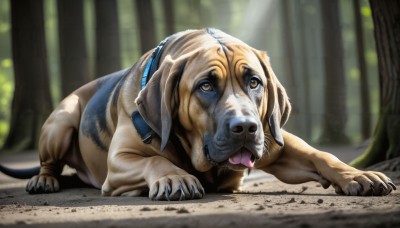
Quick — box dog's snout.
[229,117,258,136]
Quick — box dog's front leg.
[101,115,204,200]
[102,153,205,200]
[262,131,396,196]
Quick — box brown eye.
[200,81,213,92]
[249,77,261,89]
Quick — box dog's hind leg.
[26,90,90,194]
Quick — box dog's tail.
[0,164,40,179]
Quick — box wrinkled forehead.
[224,44,265,77]
[183,43,265,82]
[202,29,265,72]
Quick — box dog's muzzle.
[203,116,264,169]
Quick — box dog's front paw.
[149,174,205,201]
[332,171,396,196]
[26,174,60,194]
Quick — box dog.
[1,28,396,200]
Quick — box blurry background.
[0,0,378,150]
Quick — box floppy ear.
[255,50,291,146]
[135,55,186,151]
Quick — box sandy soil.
[0,146,399,228]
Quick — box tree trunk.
[3,0,52,151]
[292,0,312,141]
[135,0,156,54]
[58,0,89,97]
[351,0,400,167]
[319,0,349,145]
[162,0,175,36]
[280,0,302,136]
[353,0,371,140]
[95,0,121,77]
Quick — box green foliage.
[0,60,13,146]
[0,0,12,147]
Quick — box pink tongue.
[228,150,254,168]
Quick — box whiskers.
[263,133,273,156]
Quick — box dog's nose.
[229,116,258,137]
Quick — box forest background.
[0,0,380,156]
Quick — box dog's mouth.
[227,149,256,168]
[204,146,256,169]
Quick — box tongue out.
[228,149,255,168]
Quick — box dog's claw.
[25,175,60,194]
[179,186,185,201]
[150,174,204,201]
[364,183,373,196]
[388,182,397,191]
[191,186,195,200]
[333,184,344,195]
[334,171,396,196]
[370,183,375,196]
[165,186,171,201]
[34,184,44,193]
[381,183,388,191]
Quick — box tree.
[135,0,156,54]
[291,0,313,142]
[319,0,349,144]
[280,0,302,137]
[162,0,175,36]
[58,0,89,97]
[351,0,400,167]
[3,0,52,150]
[95,0,121,77]
[353,0,371,140]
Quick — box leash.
[132,38,169,144]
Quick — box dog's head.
[136,29,291,172]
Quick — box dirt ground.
[0,146,399,228]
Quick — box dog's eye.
[200,81,213,92]
[249,77,261,89]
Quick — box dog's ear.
[135,55,186,151]
[254,50,291,146]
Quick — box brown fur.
[26,29,395,200]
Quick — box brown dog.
[17,28,396,200]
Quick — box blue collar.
[133,38,169,144]
[141,38,169,89]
